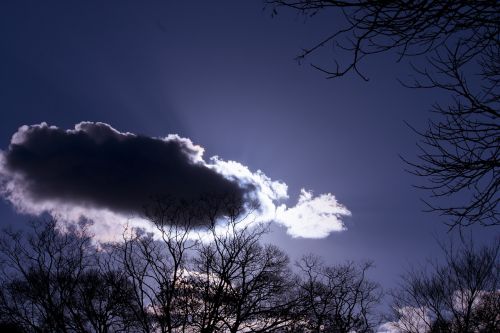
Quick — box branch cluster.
[0,209,498,332]
[0,198,381,333]
[267,1,500,228]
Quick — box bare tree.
[0,198,383,332]
[266,0,500,228]
[72,265,141,333]
[113,194,297,333]
[189,219,297,333]
[114,197,199,333]
[0,219,94,333]
[294,254,381,333]
[0,219,141,333]
[390,240,499,333]
[403,48,499,228]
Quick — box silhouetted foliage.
[389,240,500,333]
[115,197,202,333]
[293,255,381,333]
[0,219,139,333]
[0,321,24,333]
[188,220,297,333]
[110,195,299,332]
[0,192,384,332]
[2,207,499,332]
[266,0,500,228]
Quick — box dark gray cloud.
[0,122,250,221]
[0,122,350,239]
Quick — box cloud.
[377,322,401,333]
[276,189,350,238]
[1,122,250,224]
[0,122,351,240]
[378,307,432,333]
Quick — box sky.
[0,0,496,304]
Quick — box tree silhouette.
[188,220,296,333]
[0,196,383,332]
[73,268,140,333]
[293,254,381,333]
[389,240,499,333]
[109,195,299,332]
[266,0,499,228]
[115,196,200,333]
[0,219,139,333]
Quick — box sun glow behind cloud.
[0,122,351,241]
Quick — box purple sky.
[0,0,496,299]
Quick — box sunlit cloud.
[276,189,350,238]
[378,307,431,333]
[0,122,351,241]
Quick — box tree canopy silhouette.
[389,240,499,333]
[1,213,499,331]
[0,195,380,332]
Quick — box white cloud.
[0,123,351,241]
[378,307,432,333]
[209,158,351,238]
[377,322,401,333]
[275,189,350,238]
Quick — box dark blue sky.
[0,0,495,294]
